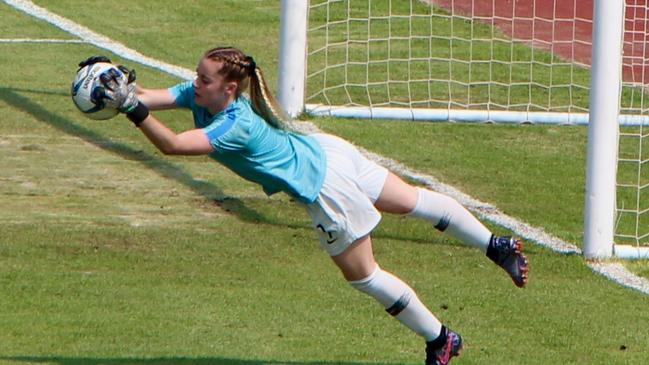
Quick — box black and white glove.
[81,56,149,127]
[100,65,139,113]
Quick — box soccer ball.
[71,62,124,120]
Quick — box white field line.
[6,0,649,295]
[3,0,194,80]
[0,38,86,43]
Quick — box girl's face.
[193,57,237,113]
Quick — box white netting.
[617,1,649,246]
[306,0,593,120]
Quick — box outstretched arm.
[91,58,212,156]
[115,87,213,156]
[137,114,214,156]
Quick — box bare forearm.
[136,87,177,111]
[137,115,183,155]
[136,115,213,156]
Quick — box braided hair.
[204,47,288,130]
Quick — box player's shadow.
[0,356,405,365]
[0,87,453,246]
[0,86,265,224]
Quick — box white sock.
[349,265,442,341]
[409,187,492,252]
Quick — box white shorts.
[304,133,389,256]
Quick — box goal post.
[581,0,649,260]
[583,0,623,259]
[277,0,649,258]
[278,0,309,118]
[585,0,649,259]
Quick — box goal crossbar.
[306,104,649,126]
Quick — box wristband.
[126,103,150,127]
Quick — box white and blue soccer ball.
[71,62,123,120]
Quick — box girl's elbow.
[157,142,180,155]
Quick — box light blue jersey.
[169,81,326,204]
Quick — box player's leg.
[306,134,463,363]
[373,172,529,288]
[375,172,491,250]
[331,235,462,365]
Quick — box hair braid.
[248,66,289,130]
[204,47,290,131]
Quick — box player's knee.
[410,188,462,232]
[348,265,413,315]
[348,266,377,292]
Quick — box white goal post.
[277,0,649,259]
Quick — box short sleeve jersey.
[169,81,326,204]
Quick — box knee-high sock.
[409,187,492,252]
[349,265,442,342]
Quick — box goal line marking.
[0,38,86,43]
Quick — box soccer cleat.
[486,235,529,288]
[425,329,463,365]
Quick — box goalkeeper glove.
[97,63,149,126]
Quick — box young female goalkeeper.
[84,47,528,365]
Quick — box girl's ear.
[225,81,238,96]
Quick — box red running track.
[430,0,649,85]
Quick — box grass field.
[1,1,649,364]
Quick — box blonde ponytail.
[248,65,290,130]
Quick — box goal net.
[295,0,649,253]
[616,1,649,250]
[305,0,596,123]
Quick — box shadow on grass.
[0,87,450,247]
[0,87,265,223]
[0,356,404,365]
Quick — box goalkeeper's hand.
[99,65,140,114]
[91,61,149,126]
[78,55,138,111]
